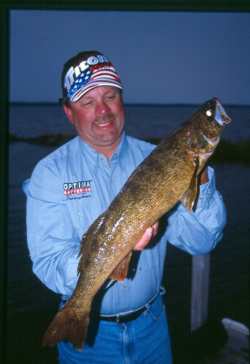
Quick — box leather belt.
[100,306,147,323]
[99,294,158,324]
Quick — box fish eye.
[206,109,213,117]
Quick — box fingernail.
[147,227,153,238]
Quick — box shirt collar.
[77,132,128,173]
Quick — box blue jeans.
[58,294,172,364]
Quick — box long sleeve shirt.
[23,133,227,315]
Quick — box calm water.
[8,103,250,329]
[9,102,250,141]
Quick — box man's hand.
[134,222,159,251]
[134,169,208,252]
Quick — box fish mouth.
[214,98,232,126]
[202,133,220,147]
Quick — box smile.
[95,120,114,128]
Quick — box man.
[24,50,226,363]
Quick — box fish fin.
[110,251,133,281]
[42,305,90,350]
[181,157,200,211]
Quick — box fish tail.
[42,306,90,350]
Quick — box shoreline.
[8,133,250,165]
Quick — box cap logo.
[64,54,122,102]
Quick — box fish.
[42,97,231,349]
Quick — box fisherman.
[24,50,227,364]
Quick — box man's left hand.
[134,222,159,251]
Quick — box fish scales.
[42,97,231,349]
[77,145,191,292]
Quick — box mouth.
[95,115,115,128]
[215,98,232,126]
[96,121,113,127]
[202,133,220,147]
[94,118,115,129]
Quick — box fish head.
[187,98,231,162]
[197,97,231,140]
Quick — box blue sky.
[10,10,250,105]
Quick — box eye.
[106,93,116,100]
[80,99,93,106]
[206,109,213,117]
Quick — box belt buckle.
[116,315,121,323]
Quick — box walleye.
[42,97,231,349]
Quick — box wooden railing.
[191,254,211,331]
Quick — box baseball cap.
[61,50,123,103]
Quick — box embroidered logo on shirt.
[63,180,92,198]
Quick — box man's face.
[64,86,125,157]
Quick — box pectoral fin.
[110,252,133,281]
[181,157,200,211]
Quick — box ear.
[63,104,74,125]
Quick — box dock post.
[191,254,210,332]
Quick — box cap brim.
[71,80,123,102]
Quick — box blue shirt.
[23,133,226,315]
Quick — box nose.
[95,99,111,117]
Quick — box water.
[9,102,250,141]
[8,103,250,329]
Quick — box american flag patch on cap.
[64,54,122,102]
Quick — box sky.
[10,10,250,105]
